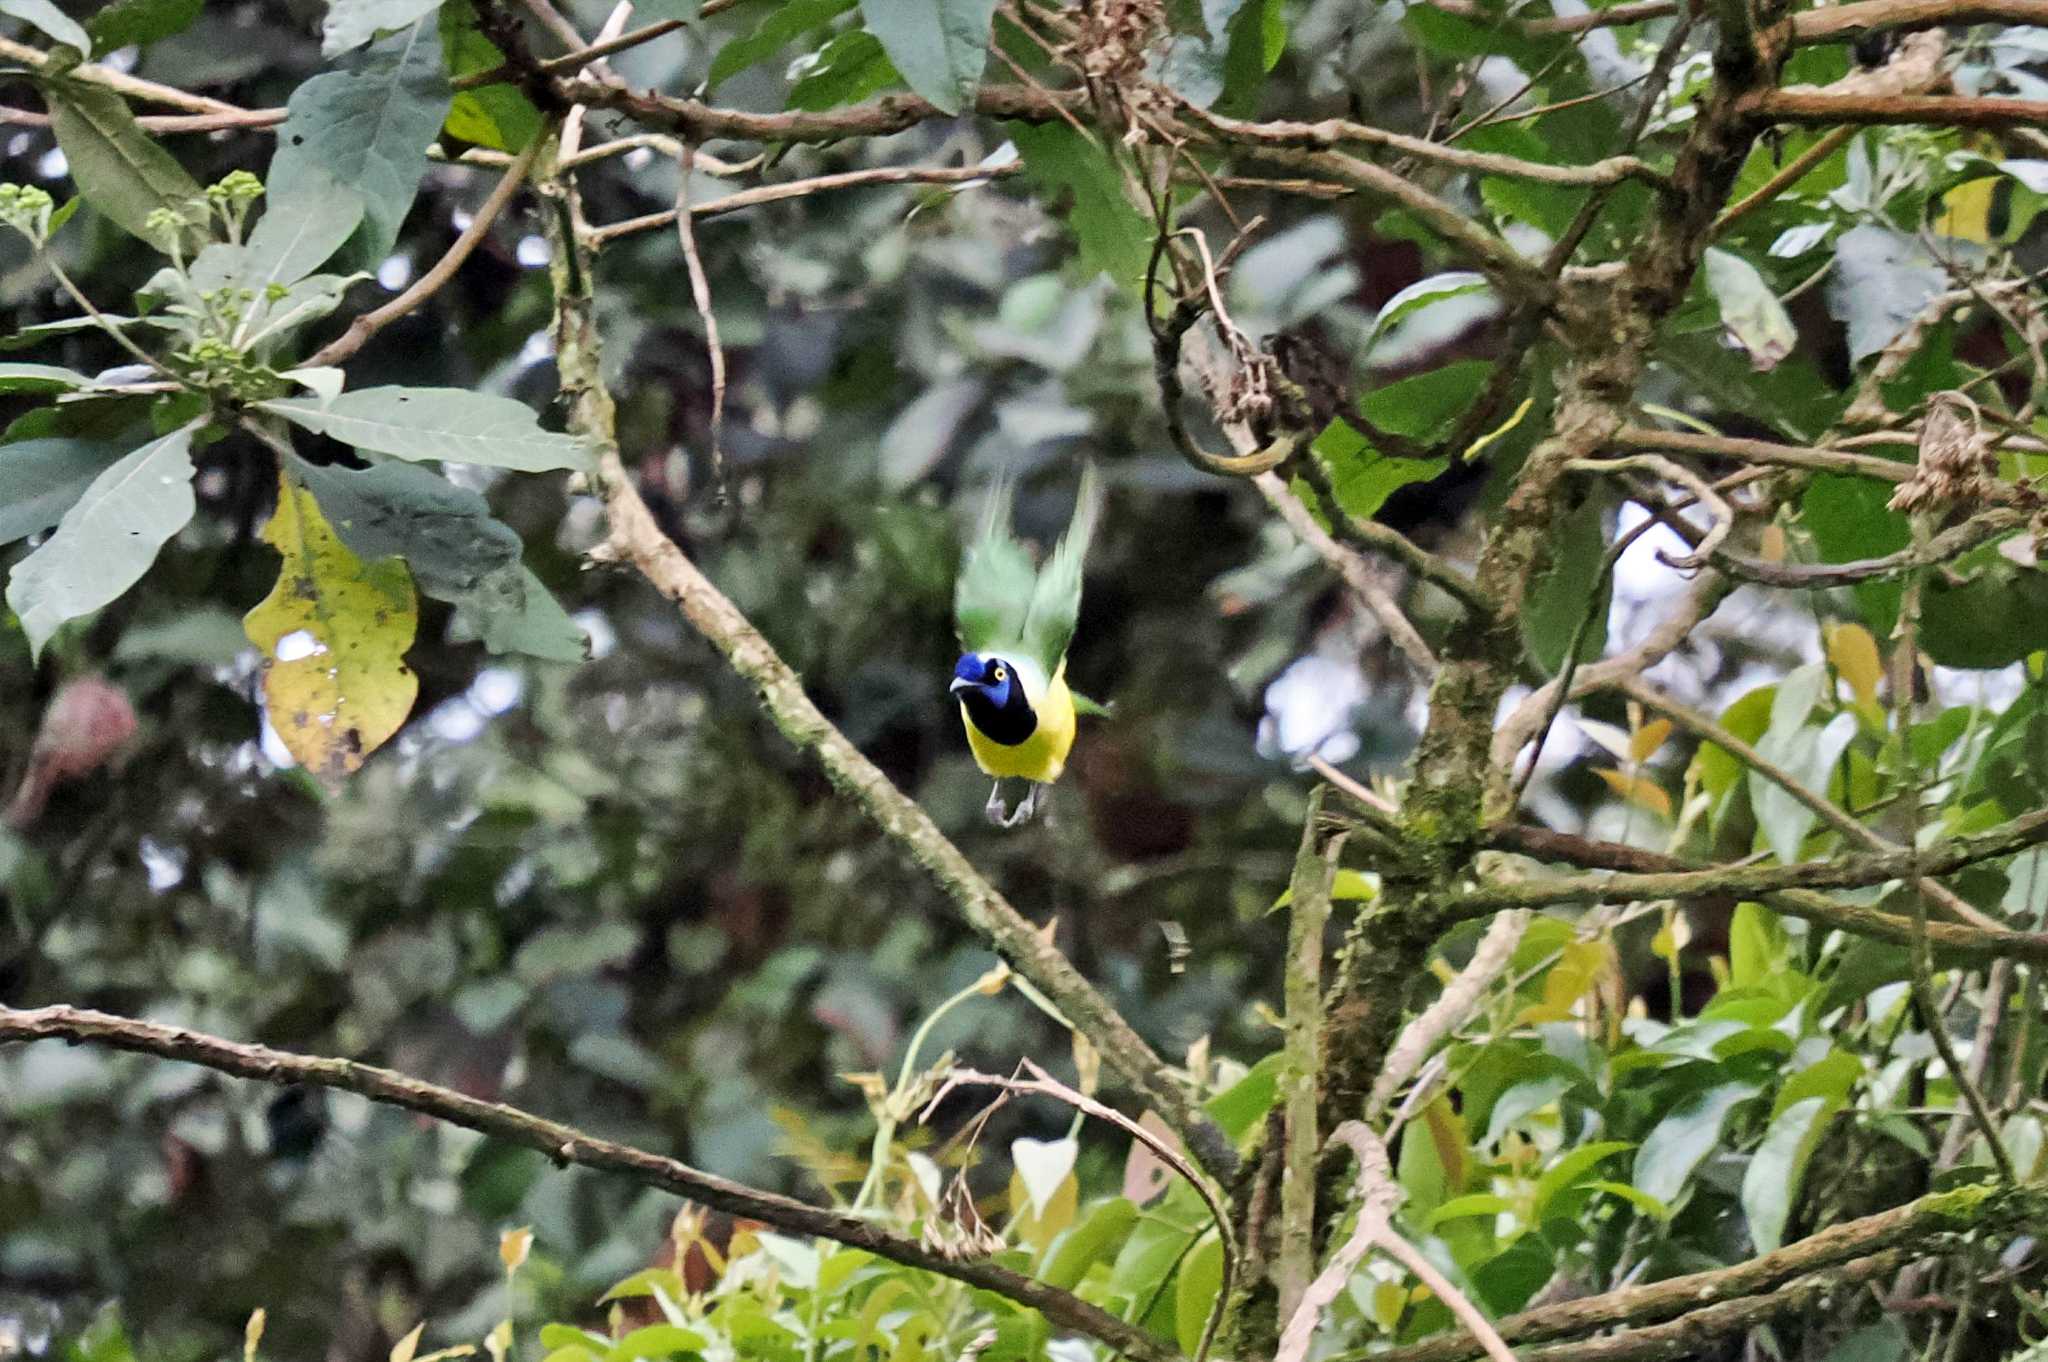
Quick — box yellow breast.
[961,662,1077,783]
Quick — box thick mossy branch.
[1367,1182,2031,1362]
[0,1005,1183,1362]
[534,153,1236,1186]
[1276,788,1344,1321]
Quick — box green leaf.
[323,0,445,55]
[43,72,204,243]
[1740,1091,1840,1253]
[284,458,581,661]
[0,363,104,394]
[188,176,364,306]
[1203,1050,1284,1140]
[1366,271,1491,357]
[1819,1322,1910,1362]
[856,0,994,114]
[1749,662,1855,864]
[1312,418,1447,522]
[789,30,898,111]
[0,435,127,544]
[1801,472,1907,634]
[268,19,450,267]
[1531,1140,1633,1220]
[1007,121,1153,295]
[260,387,594,473]
[5,424,198,659]
[1921,564,2048,670]
[84,0,202,54]
[1041,1197,1138,1290]
[3,0,89,53]
[1631,1080,1755,1207]
[1172,1230,1224,1357]
[1521,492,1609,674]
[245,471,419,779]
[1702,248,1796,372]
[1361,359,1494,445]
[608,1325,706,1361]
[440,0,540,152]
[1729,902,1791,988]
[707,0,853,89]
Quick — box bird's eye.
[991,665,1006,681]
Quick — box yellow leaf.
[1826,621,1883,709]
[244,1310,266,1362]
[483,1320,510,1362]
[1934,176,1998,243]
[499,1226,533,1273]
[1371,1279,1406,1330]
[245,474,418,780]
[389,1324,424,1362]
[1630,718,1673,764]
[1593,767,1673,819]
[1759,523,1787,562]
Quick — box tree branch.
[1277,789,1343,1323]
[1360,1181,2038,1362]
[1449,805,2048,915]
[0,1004,1181,1362]
[1256,474,1438,675]
[1745,91,2048,127]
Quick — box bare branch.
[1746,91,2048,127]
[0,1004,1183,1362]
[586,163,1022,247]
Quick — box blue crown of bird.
[949,466,1109,827]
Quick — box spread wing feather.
[1021,462,1101,675]
[954,474,1036,654]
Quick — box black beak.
[948,676,975,695]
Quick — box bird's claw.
[984,782,1040,828]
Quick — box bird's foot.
[984,781,1040,828]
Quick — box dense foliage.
[4,0,2048,1361]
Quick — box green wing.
[954,474,1036,653]
[1020,462,1102,675]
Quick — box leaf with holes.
[244,473,419,780]
[260,387,593,473]
[5,425,198,659]
[289,456,585,661]
[267,19,449,267]
[44,73,204,244]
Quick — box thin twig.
[585,163,1021,245]
[306,133,545,369]
[674,139,728,506]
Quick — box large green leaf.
[1742,1051,1859,1253]
[788,30,898,111]
[1920,563,2048,670]
[1632,1079,1755,1207]
[856,0,994,114]
[260,387,594,473]
[188,174,364,304]
[290,456,584,661]
[84,0,202,54]
[1172,1230,1223,1357]
[1007,121,1155,295]
[1801,473,1907,633]
[1313,418,1446,521]
[0,435,127,544]
[322,0,444,55]
[267,19,450,267]
[3,0,88,52]
[43,72,203,243]
[0,363,104,395]
[4,424,198,659]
